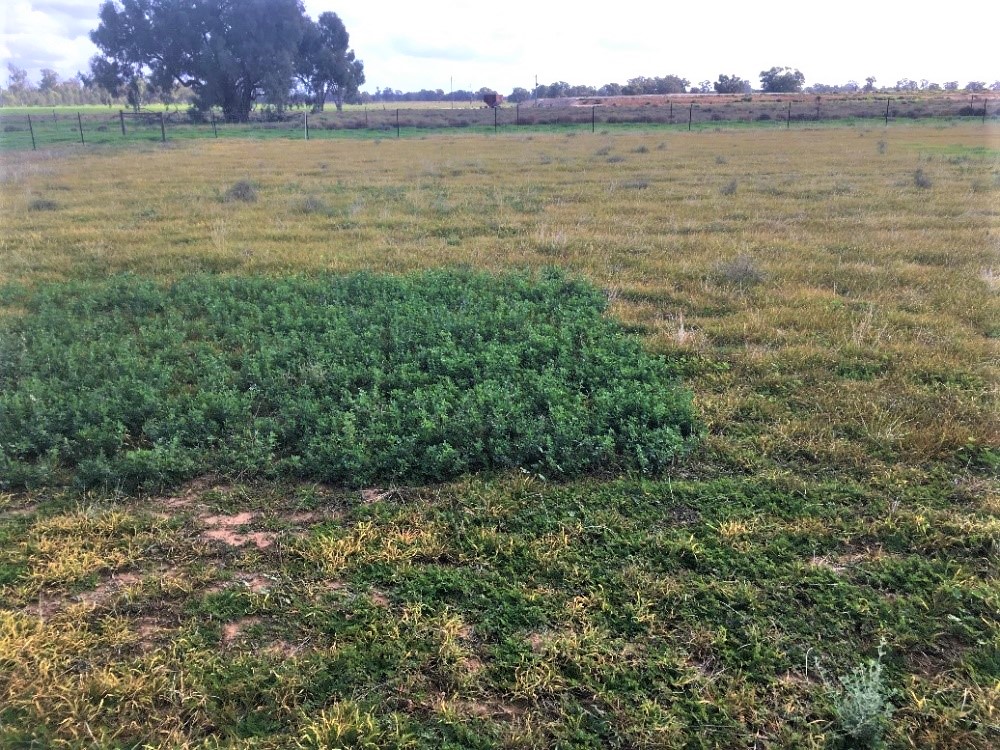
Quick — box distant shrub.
[715,155,728,165]
[224,179,257,203]
[913,169,932,189]
[632,145,649,153]
[877,140,888,154]
[607,155,626,164]
[594,146,612,156]
[298,196,328,214]
[715,254,763,287]
[720,179,738,196]
[622,179,649,190]
[0,270,699,491]
[28,198,59,211]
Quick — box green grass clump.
[0,270,697,490]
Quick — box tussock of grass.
[27,197,58,211]
[0,270,697,490]
[223,179,257,202]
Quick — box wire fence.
[1,95,996,151]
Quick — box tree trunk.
[310,81,327,113]
[222,82,255,122]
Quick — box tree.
[297,12,364,112]
[623,75,689,95]
[507,87,530,103]
[6,64,30,94]
[964,81,986,92]
[759,67,805,93]
[714,74,750,94]
[944,81,959,91]
[38,69,60,93]
[863,76,877,93]
[89,0,321,121]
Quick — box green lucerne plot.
[0,269,698,490]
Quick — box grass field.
[0,124,998,748]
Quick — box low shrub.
[28,198,59,211]
[913,169,932,189]
[720,179,738,195]
[223,179,258,203]
[0,270,698,490]
[298,196,329,214]
[714,254,763,287]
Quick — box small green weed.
[821,641,895,749]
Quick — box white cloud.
[1,0,996,91]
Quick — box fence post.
[688,102,693,131]
[159,112,166,142]
[592,105,596,133]
[78,112,85,146]
[984,98,988,124]
[494,106,498,134]
[670,101,673,122]
[211,113,218,138]
[396,108,400,138]
[27,114,36,151]
[516,102,520,126]
[885,98,890,126]
[119,110,126,136]
[787,101,791,128]
[304,112,309,140]
[365,107,368,128]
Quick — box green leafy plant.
[822,640,896,748]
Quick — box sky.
[2,0,998,93]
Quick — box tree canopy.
[759,67,805,93]
[296,12,365,112]
[714,74,751,94]
[89,0,363,121]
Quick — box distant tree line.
[361,70,999,104]
[0,63,159,107]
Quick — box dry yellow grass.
[1,125,997,477]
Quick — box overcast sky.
[2,0,997,93]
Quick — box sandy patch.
[264,639,309,658]
[222,616,261,644]
[361,488,390,504]
[0,503,38,520]
[199,512,276,549]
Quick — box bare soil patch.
[222,616,261,644]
